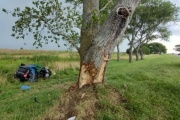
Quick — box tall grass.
[0,49,79,84]
[0,49,67,55]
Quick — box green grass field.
[105,54,180,120]
[0,49,179,120]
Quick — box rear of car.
[14,66,30,82]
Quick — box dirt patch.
[44,85,127,120]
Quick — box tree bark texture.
[78,0,140,88]
[80,0,99,65]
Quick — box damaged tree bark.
[78,0,140,88]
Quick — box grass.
[0,49,180,120]
[104,54,180,120]
[0,68,79,120]
[0,49,79,120]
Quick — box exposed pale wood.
[78,0,140,88]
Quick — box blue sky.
[0,0,180,53]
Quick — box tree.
[117,44,120,61]
[125,0,179,62]
[140,45,150,54]
[3,0,140,88]
[126,45,150,60]
[174,44,180,53]
[138,45,150,60]
[148,42,167,54]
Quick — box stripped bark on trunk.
[78,0,140,88]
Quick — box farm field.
[0,49,180,120]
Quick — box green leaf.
[2,8,7,13]
[11,34,15,37]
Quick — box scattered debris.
[34,97,38,103]
[21,85,31,90]
[68,116,76,120]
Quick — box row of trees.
[117,0,179,62]
[3,0,179,88]
[174,44,180,53]
[126,42,167,60]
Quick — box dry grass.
[49,62,79,71]
[0,76,7,85]
[0,49,51,55]
[0,49,78,56]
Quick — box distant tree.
[148,42,167,54]
[174,44,180,52]
[126,45,150,60]
[126,48,132,55]
[117,44,120,61]
[125,0,179,62]
[138,45,150,60]
[141,45,150,55]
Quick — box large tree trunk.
[80,0,99,65]
[78,0,140,88]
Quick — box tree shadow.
[151,81,180,97]
[163,63,180,69]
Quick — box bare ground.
[44,84,127,120]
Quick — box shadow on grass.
[163,63,180,68]
[151,82,180,97]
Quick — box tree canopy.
[147,42,167,54]
[2,0,118,51]
[126,42,167,55]
[125,0,179,62]
[174,44,180,52]
[3,0,82,50]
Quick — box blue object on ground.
[21,85,31,90]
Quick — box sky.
[0,0,180,53]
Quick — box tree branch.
[50,27,80,53]
[44,20,80,53]
[100,0,113,12]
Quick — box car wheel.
[45,73,50,78]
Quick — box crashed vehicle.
[14,63,51,82]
